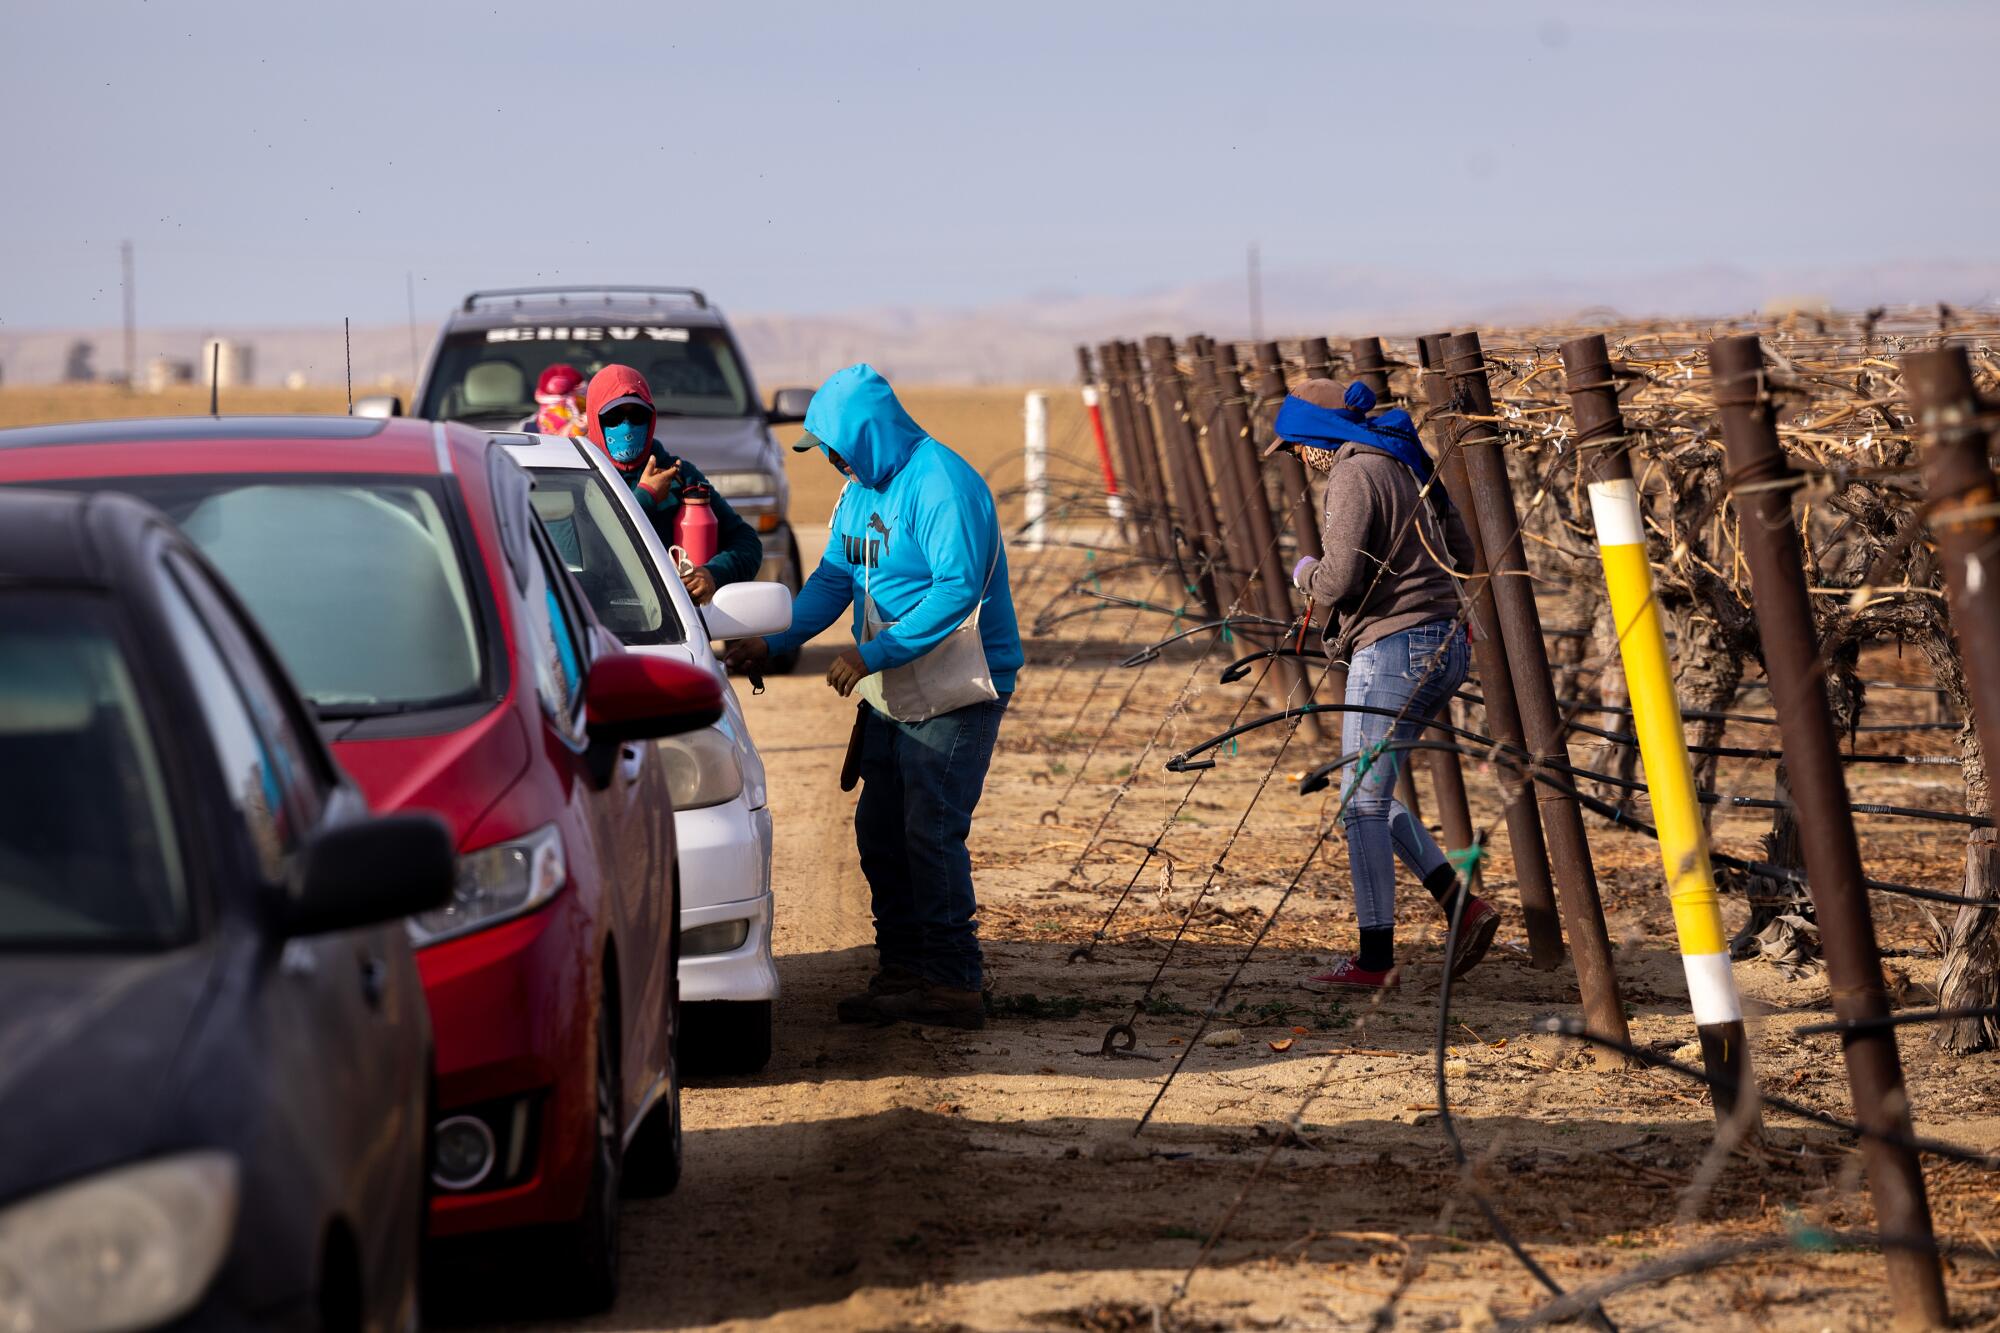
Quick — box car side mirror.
[767,387,813,426]
[703,581,793,641]
[586,651,724,744]
[352,395,403,419]
[281,813,454,936]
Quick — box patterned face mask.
[1298,444,1336,474]
[603,419,649,464]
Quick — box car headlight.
[657,727,744,811]
[707,470,779,503]
[0,1152,238,1333]
[409,824,566,947]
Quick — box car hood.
[0,948,220,1202]
[331,703,530,848]
[653,415,775,478]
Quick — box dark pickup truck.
[359,285,813,607]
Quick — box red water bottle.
[674,483,719,570]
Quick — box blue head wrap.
[1272,382,1435,485]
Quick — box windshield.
[422,325,753,425]
[0,594,187,948]
[93,476,493,718]
[530,469,685,646]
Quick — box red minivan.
[0,415,714,1310]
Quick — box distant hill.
[6,258,1995,388]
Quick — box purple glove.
[1292,555,1318,590]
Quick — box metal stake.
[1143,336,1226,620]
[1444,331,1626,1046]
[1713,333,1947,1329]
[1904,346,2000,825]
[1562,333,1754,1126]
[1206,344,1322,737]
[1250,341,1320,561]
[1419,333,1562,966]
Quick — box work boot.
[1447,898,1501,979]
[835,965,922,1024]
[873,981,986,1031]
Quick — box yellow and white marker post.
[1560,335,1756,1128]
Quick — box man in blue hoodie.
[728,365,1022,1030]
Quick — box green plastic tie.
[1774,1208,1832,1253]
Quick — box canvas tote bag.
[855,521,1000,724]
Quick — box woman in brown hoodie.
[1268,379,1499,990]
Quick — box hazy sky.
[3,0,1993,328]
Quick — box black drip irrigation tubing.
[1219,646,1957,738]
[1160,757,1998,1331]
[1119,616,1295,667]
[1530,1015,2000,1168]
[1287,734,1994,909]
[1498,1230,2000,1330]
[1160,716,1982,907]
[1169,699,1987,831]
[1217,648,1959,760]
[1284,742,1993,1328]
[1100,658,1335,1062]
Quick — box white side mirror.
[352,395,402,419]
[703,581,793,641]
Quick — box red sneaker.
[1448,898,1501,978]
[1300,957,1399,993]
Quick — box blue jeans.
[854,695,1009,990]
[1339,620,1471,931]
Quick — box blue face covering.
[1272,384,1434,485]
[603,419,649,465]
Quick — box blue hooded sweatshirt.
[763,365,1023,694]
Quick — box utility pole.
[406,270,421,389]
[1246,244,1262,342]
[120,240,136,391]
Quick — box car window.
[488,448,535,595]
[79,475,494,721]
[167,552,330,831]
[155,569,296,885]
[0,592,188,948]
[420,325,751,425]
[529,469,684,646]
[515,508,590,739]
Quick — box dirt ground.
[13,387,2000,1328]
[434,527,2000,1331]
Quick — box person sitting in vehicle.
[530,363,588,436]
[583,364,761,604]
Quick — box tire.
[622,1043,683,1197]
[681,1000,774,1076]
[548,1011,622,1313]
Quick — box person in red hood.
[531,363,588,436]
[583,364,762,604]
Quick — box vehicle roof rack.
[461,285,709,313]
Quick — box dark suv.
[358,285,813,608]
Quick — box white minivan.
[499,431,790,1073]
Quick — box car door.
[510,484,672,1129]
[157,548,429,1317]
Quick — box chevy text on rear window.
[486,327,691,343]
